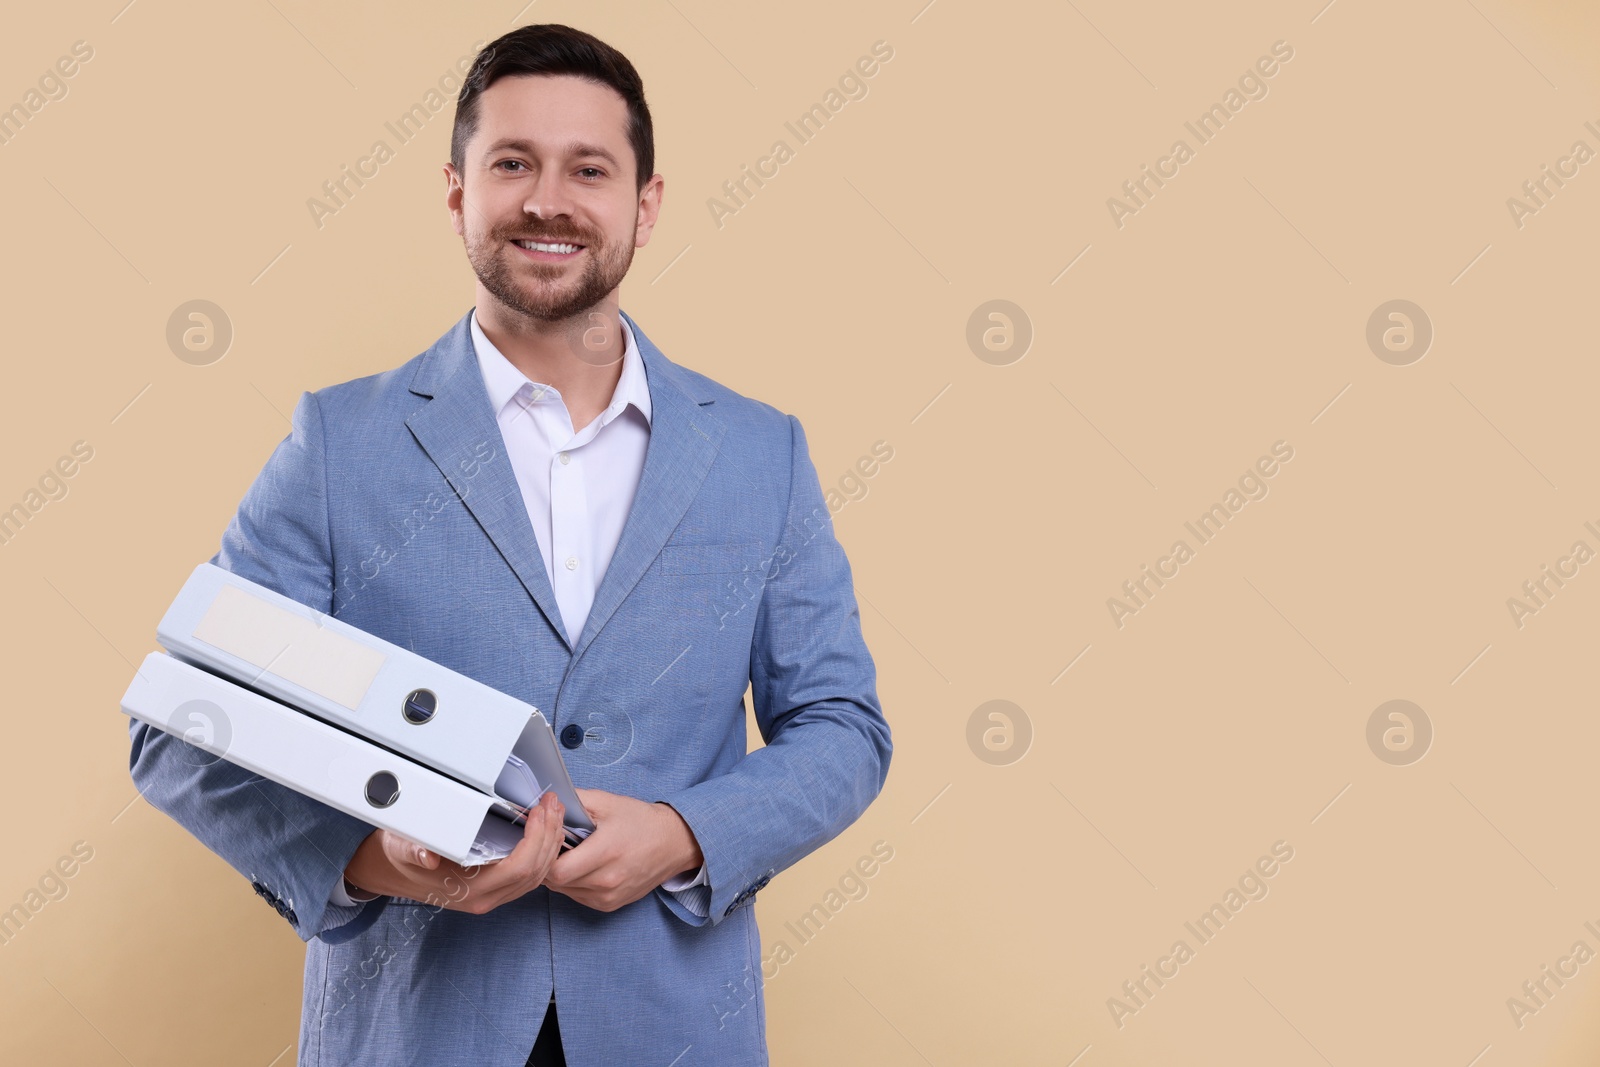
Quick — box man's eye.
[498,160,526,172]
[578,167,603,180]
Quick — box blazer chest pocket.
[656,541,760,575]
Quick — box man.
[127,23,891,1067]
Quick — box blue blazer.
[128,308,893,1066]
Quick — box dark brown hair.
[451,24,654,192]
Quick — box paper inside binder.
[495,754,542,808]
[477,734,595,859]
[470,726,596,863]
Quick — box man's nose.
[523,169,573,222]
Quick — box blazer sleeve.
[655,413,893,926]
[127,390,388,944]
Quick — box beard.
[465,213,636,326]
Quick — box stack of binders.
[120,563,594,866]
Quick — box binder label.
[192,584,386,710]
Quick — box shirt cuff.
[329,877,382,908]
[660,862,709,892]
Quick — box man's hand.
[343,790,567,915]
[543,788,704,913]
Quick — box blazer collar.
[469,308,654,428]
[405,308,726,664]
[408,308,714,406]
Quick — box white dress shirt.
[331,308,708,909]
[477,308,652,648]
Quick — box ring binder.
[123,564,595,862]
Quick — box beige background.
[1,0,1598,1063]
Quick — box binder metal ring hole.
[365,771,401,808]
[402,688,437,725]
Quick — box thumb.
[571,787,605,818]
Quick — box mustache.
[501,226,592,245]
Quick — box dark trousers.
[525,999,565,1067]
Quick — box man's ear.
[444,163,466,237]
[634,173,664,248]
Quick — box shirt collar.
[470,308,651,427]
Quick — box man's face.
[447,73,661,325]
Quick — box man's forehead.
[472,75,630,171]
[477,73,628,132]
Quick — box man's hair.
[450,24,654,193]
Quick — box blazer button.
[560,723,584,749]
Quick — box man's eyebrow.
[481,138,622,169]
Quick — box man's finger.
[534,792,567,872]
[502,793,564,880]
[572,787,608,817]
[434,799,554,901]
[384,831,441,872]
[547,826,609,885]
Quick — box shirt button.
[558,452,570,465]
[565,557,578,570]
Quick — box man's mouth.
[511,238,585,258]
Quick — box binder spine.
[156,564,530,793]
[122,652,503,866]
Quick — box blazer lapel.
[405,312,572,651]
[570,310,725,665]
[403,309,725,665]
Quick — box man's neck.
[475,295,626,431]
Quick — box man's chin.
[494,289,598,325]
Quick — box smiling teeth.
[515,240,580,254]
